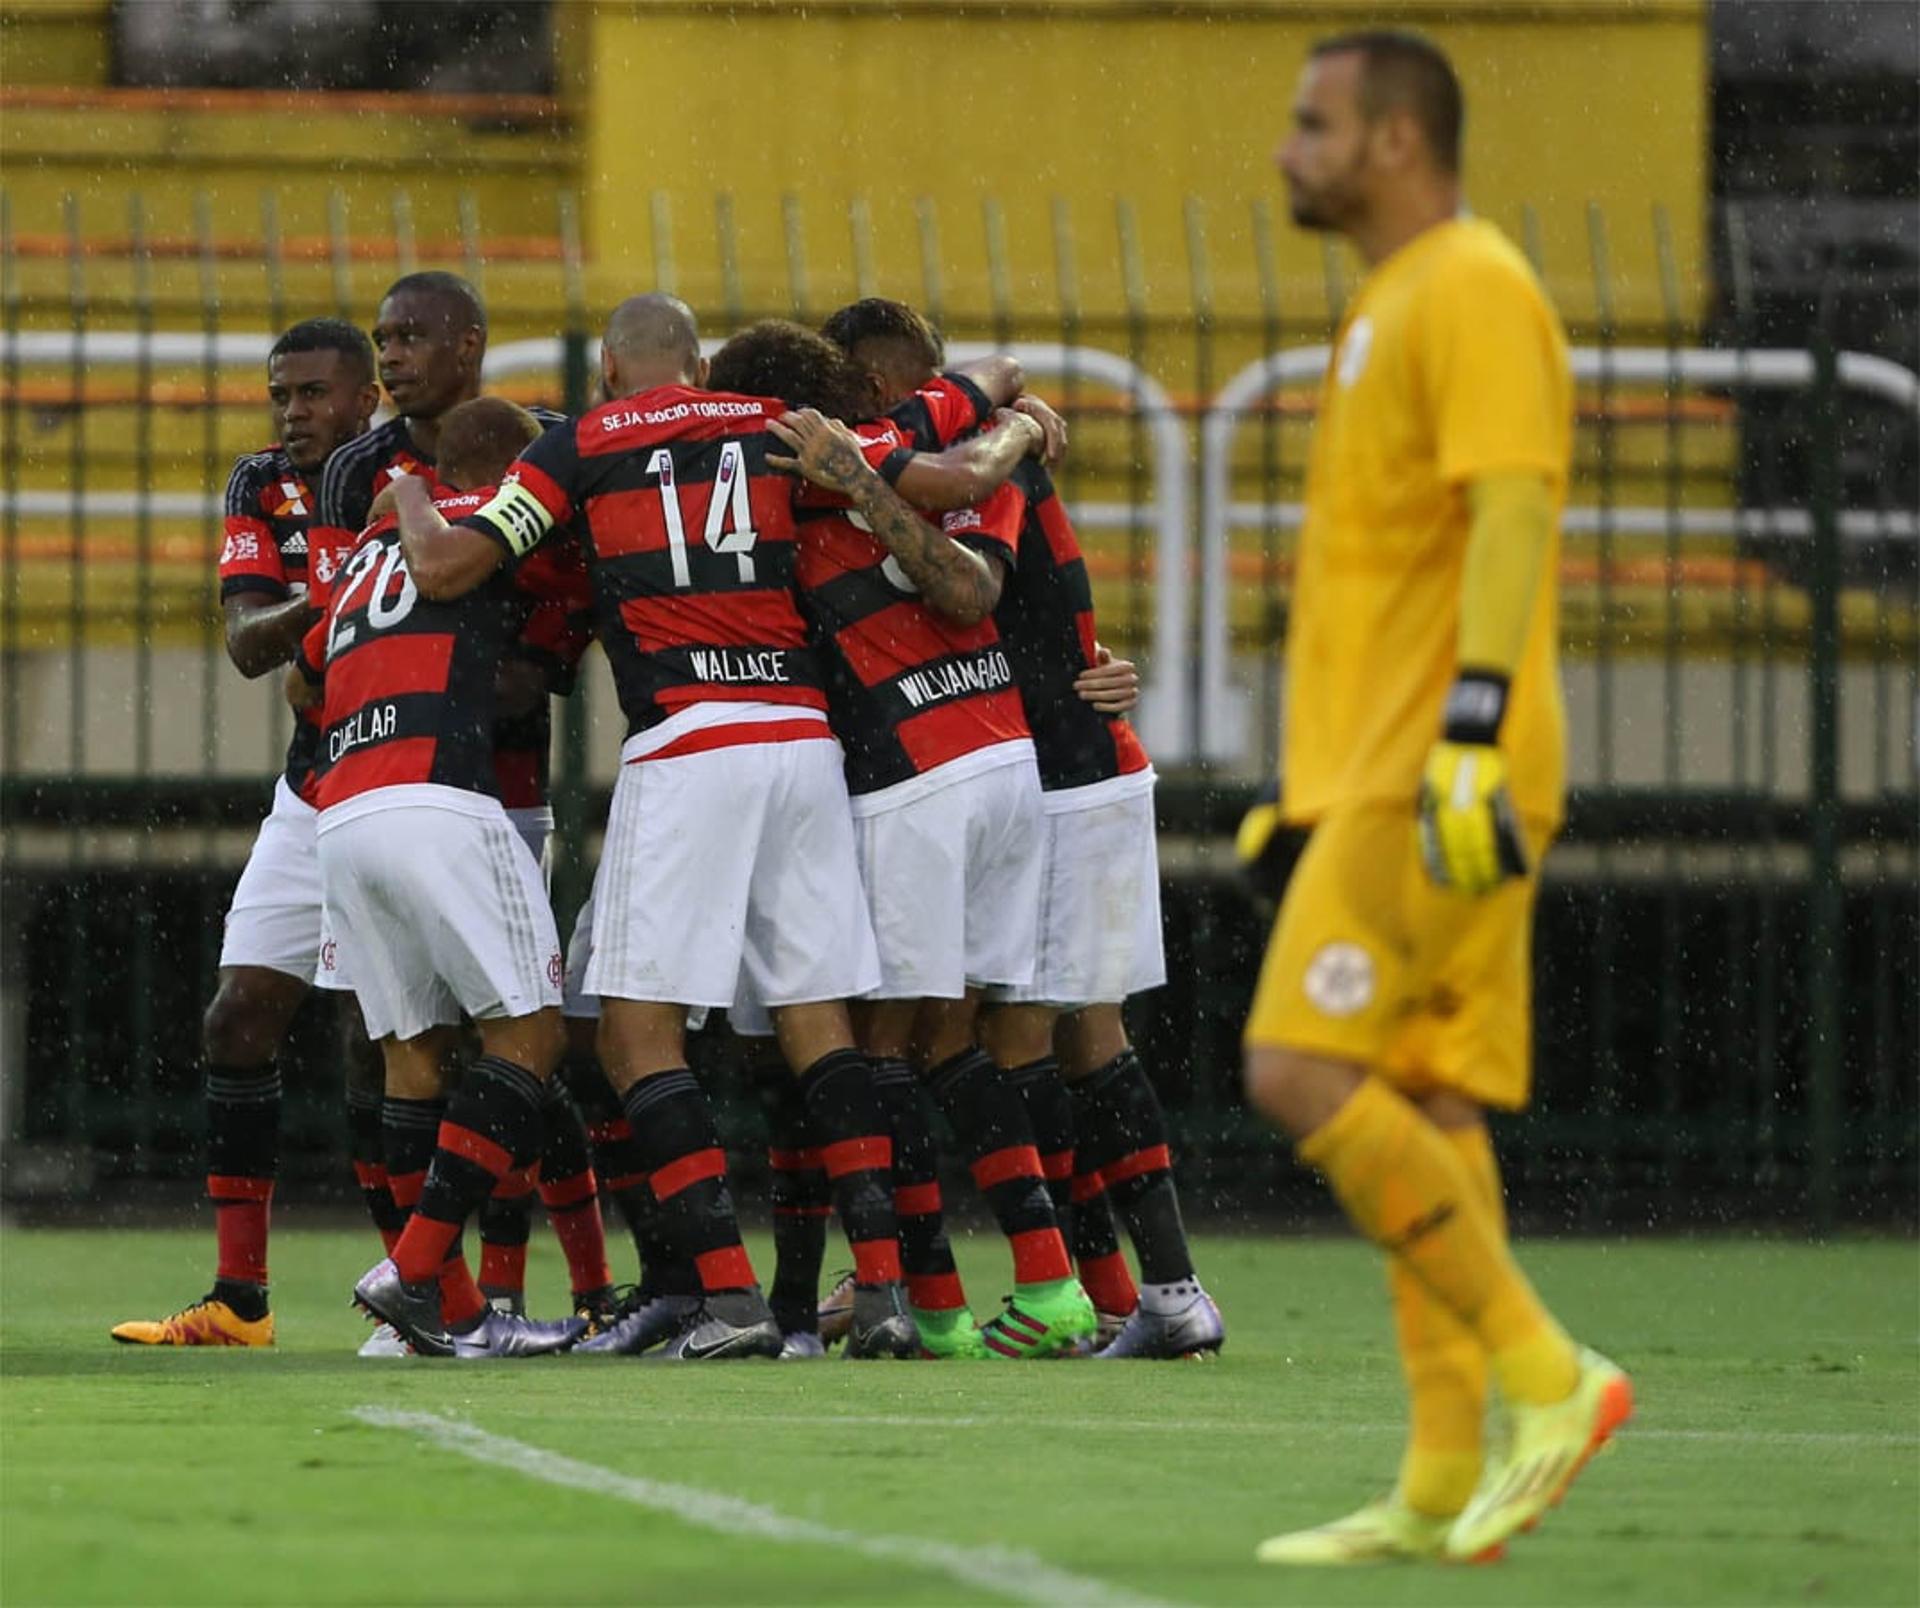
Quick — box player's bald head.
[436,396,542,491]
[602,294,704,395]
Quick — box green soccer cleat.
[911,1305,990,1360]
[980,1279,1097,1359]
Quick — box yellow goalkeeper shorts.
[1242,801,1551,1111]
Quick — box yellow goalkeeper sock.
[1390,1124,1504,1518]
[1299,1078,1577,1408]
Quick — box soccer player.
[1244,31,1630,1563]
[111,318,378,1348]
[707,320,1097,1361]
[390,295,941,1362]
[314,270,616,1330]
[823,297,1225,1360]
[302,398,586,1359]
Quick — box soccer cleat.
[1097,1287,1226,1359]
[844,1282,919,1360]
[351,1258,454,1358]
[651,1290,782,1362]
[1256,1499,1467,1566]
[1444,1346,1633,1560]
[816,1270,857,1347]
[911,1305,990,1360]
[572,1284,627,1340]
[980,1279,1097,1360]
[572,1291,702,1356]
[1094,1307,1132,1349]
[778,1330,827,1360]
[111,1296,274,1348]
[450,1308,585,1359]
[483,1290,527,1319]
[357,1322,410,1358]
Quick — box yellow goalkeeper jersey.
[1281,215,1571,829]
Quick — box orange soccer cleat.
[111,1295,275,1348]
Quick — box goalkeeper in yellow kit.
[1245,30,1631,1565]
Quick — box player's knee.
[202,973,297,1066]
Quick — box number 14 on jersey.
[647,442,759,587]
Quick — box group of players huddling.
[113,272,1224,1364]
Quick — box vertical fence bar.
[781,193,810,324]
[194,193,224,991]
[1652,205,1690,1214]
[260,192,287,342]
[715,193,743,331]
[650,190,675,296]
[553,190,592,929]
[1184,196,1215,752]
[1584,201,1621,1221]
[1049,196,1081,545]
[327,188,353,318]
[458,191,485,295]
[915,197,944,334]
[1520,202,1545,277]
[1,191,20,781]
[392,189,419,277]
[982,197,1013,347]
[128,192,160,1172]
[1806,330,1844,1233]
[1318,236,1346,327]
[1115,198,1149,654]
[1251,198,1285,774]
[850,195,876,301]
[61,193,88,1150]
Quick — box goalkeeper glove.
[1418,672,1530,895]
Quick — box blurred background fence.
[1,0,1915,1230]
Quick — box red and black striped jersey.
[460,386,826,742]
[986,460,1150,791]
[219,444,361,803]
[298,489,587,812]
[885,372,995,456]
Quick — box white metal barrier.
[1198,345,1920,762]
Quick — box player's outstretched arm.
[391,475,505,600]
[893,408,1043,511]
[769,409,1003,626]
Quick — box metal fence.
[2,191,1915,1227]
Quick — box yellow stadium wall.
[579,0,1709,332]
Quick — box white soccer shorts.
[315,785,562,1042]
[994,774,1166,1007]
[219,776,322,981]
[583,735,880,1010]
[854,754,1044,1000]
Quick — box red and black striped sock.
[928,1047,1072,1288]
[381,1094,446,1227]
[537,1082,612,1298]
[393,1056,547,1287]
[798,1049,902,1288]
[760,1069,830,1335]
[477,1166,537,1300]
[1071,1049,1195,1285]
[1006,1056,1077,1232]
[347,1087,406,1255]
[622,1068,756,1296]
[206,1062,279,1313]
[869,1056,967,1313]
[438,1238,488,1330]
[1070,1165,1139,1316]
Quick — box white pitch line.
[351,1407,1179,1608]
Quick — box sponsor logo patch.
[1303,941,1375,1018]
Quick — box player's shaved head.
[602,293,704,395]
[708,320,877,422]
[435,396,542,491]
[822,298,945,399]
[1310,29,1462,175]
[382,271,488,337]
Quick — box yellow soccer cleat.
[111,1296,275,1348]
[1256,1498,1486,1566]
[1445,1347,1633,1559]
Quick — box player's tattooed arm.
[893,409,1043,511]
[223,592,319,678]
[390,475,505,599]
[769,409,1004,626]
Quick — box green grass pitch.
[2,1225,1914,1606]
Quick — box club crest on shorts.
[1303,941,1375,1017]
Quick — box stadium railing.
[0,193,1913,1229]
